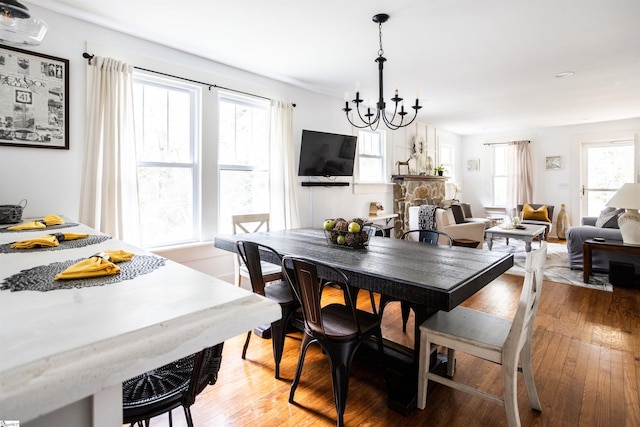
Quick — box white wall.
[459,118,640,233]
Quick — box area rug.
[486,240,613,292]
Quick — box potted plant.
[434,164,447,176]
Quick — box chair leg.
[521,340,541,410]
[184,406,194,427]
[400,301,411,332]
[270,320,285,379]
[241,330,252,359]
[326,342,358,427]
[417,334,432,410]
[289,333,314,403]
[502,361,521,427]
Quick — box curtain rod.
[483,140,530,146]
[82,52,296,106]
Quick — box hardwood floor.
[132,266,640,426]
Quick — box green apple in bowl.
[347,222,361,233]
[323,219,336,230]
[336,234,346,245]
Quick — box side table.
[583,239,640,283]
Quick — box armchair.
[409,206,485,249]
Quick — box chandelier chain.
[378,22,384,57]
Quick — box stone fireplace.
[391,175,448,238]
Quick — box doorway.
[580,140,635,217]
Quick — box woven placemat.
[0,223,80,233]
[0,235,111,254]
[1,255,166,292]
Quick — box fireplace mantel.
[391,175,449,182]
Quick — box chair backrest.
[401,229,453,247]
[450,204,466,224]
[504,241,547,362]
[236,240,282,296]
[460,203,474,218]
[281,256,358,338]
[232,213,270,234]
[182,343,225,408]
[122,343,224,424]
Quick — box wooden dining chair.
[122,343,224,427]
[232,213,281,287]
[378,229,452,332]
[281,255,386,427]
[417,241,547,427]
[236,240,299,379]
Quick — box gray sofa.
[566,217,640,273]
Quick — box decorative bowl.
[324,226,375,249]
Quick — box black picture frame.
[0,44,69,149]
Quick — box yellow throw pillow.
[522,204,550,222]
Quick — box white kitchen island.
[0,221,281,426]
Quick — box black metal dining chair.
[122,343,224,427]
[281,255,386,427]
[236,240,299,379]
[378,229,453,332]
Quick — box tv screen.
[297,130,357,177]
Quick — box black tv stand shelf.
[302,182,349,187]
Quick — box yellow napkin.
[6,214,65,230]
[7,221,46,231]
[43,214,65,226]
[55,249,134,280]
[10,233,89,249]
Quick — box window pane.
[495,146,507,175]
[494,176,507,206]
[357,130,385,183]
[135,84,192,163]
[219,170,270,234]
[137,166,195,247]
[218,100,268,167]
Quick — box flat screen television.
[297,130,357,177]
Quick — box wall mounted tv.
[297,129,357,177]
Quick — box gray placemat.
[0,235,111,254]
[0,223,80,233]
[1,255,167,292]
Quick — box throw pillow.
[595,207,624,228]
[522,204,550,222]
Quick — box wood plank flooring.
[129,259,640,426]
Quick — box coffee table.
[485,223,547,252]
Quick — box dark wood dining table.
[214,228,514,412]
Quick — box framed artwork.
[467,158,480,172]
[0,44,69,149]
[546,156,562,170]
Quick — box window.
[357,130,386,183]
[218,92,270,234]
[133,74,200,248]
[439,143,455,179]
[492,144,508,206]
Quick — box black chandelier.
[343,13,421,131]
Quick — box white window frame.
[217,91,271,234]
[356,129,386,184]
[492,144,508,207]
[133,72,201,248]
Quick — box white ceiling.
[30,0,640,135]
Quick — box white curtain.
[269,100,300,229]
[506,140,533,216]
[79,56,140,244]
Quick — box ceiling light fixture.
[0,0,47,46]
[342,13,421,131]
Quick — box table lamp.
[605,183,640,245]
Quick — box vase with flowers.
[434,164,447,176]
